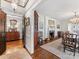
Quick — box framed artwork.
[10,20,17,26]
[24,17,30,26]
[9,19,17,32]
[48,20,55,25]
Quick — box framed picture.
[9,19,17,32]
[18,0,29,7]
[10,20,17,27]
[24,17,30,26]
[48,20,55,25]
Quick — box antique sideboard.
[6,31,20,41]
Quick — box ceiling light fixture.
[70,12,79,24]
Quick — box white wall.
[38,13,70,39]
[25,10,34,54]
[59,20,68,31]
[24,0,42,54]
[59,19,79,34]
[38,14,45,40]
[44,16,59,38]
[68,23,79,33]
[38,14,48,40]
[38,13,59,40]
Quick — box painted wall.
[59,20,69,31]
[38,14,45,40]
[58,19,79,34]
[38,13,58,40]
[38,13,70,40]
[68,23,79,33]
[24,0,42,54]
[25,10,34,54]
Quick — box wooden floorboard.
[6,40,23,49]
[32,38,60,59]
[32,47,60,59]
[6,39,60,59]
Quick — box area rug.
[41,38,79,59]
[0,48,32,59]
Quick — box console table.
[6,32,20,41]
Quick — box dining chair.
[62,33,78,56]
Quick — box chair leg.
[64,46,65,52]
[78,41,79,53]
[78,47,79,53]
[73,48,76,56]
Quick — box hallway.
[6,39,60,59]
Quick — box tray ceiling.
[4,0,29,7]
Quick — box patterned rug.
[0,48,32,59]
[41,38,79,59]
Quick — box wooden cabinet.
[6,32,20,41]
[0,10,6,55]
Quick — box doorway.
[34,11,39,49]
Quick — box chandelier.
[70,12,79,24]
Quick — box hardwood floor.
[6,39,60,59]
[32,47,60,59]
[32,38,60,59]
[6,40,23,49]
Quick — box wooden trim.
[34,11,39,49]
